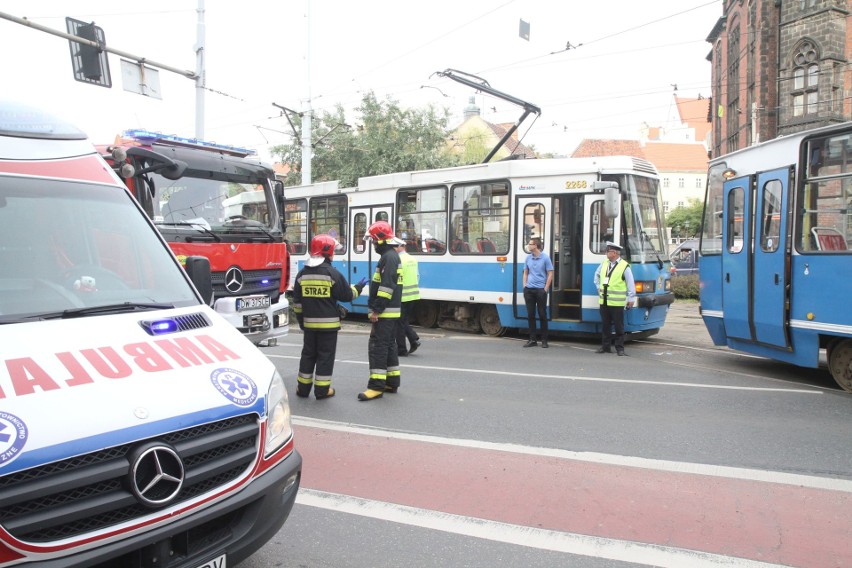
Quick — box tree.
[271,91,460,187]
[665,198,704,240]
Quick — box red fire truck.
[102,130,289,345]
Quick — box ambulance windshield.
[0,176,199,321]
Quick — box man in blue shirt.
[522,237,554,348]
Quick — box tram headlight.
[635,281,656,293]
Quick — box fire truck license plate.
[236,295,270,311]
[193,553,225,568]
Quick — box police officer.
[292,234,367,399]
[359,221,403,401]
[593,241,636,356]
[394,239,421,356]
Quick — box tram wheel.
[828,339,852,392]
[414,300,439,328]
[478,304,508,337]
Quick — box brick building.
[707,0,852,158]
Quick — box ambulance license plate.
[194,553,225,568]
[236,295,270,311]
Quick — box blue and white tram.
[282,156,675,338]
[701,121,852,391]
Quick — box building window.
[799,0,816,9]
[695,178,703,189]
[663,178,670,188]
[678,178,685,188]
[792,42,819,118]
[663,201,669,213]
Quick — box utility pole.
[195,0,206,140]
[301,0,312,185]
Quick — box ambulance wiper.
[58,302,175,319]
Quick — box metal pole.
[301,0,312,185]
[0,11,198,80]
[195,0,206,139]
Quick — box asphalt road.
[237,303,851,568]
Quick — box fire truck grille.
[0,414,259,543]
[211,269,281,303]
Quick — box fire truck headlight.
[265,370,292,457]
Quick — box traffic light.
[66,17,112,88]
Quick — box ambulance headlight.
[265,370,292,457]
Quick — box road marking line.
[296,489,784,568]
[269,354,821,394]
[293,417,852,493]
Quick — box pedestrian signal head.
[365,221,394,244]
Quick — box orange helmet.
[365,220,394,244]
[309,234,337,261]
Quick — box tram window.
[450,182,509,254]
[283,198,308,255]
[353,212,367,254]
[760,179,782,252]
[397,187,448,254]
[310,195,347,253]
[727,188,744,253]
[589,200,614,254]
[523,203,546,253]
[798,133,852,252]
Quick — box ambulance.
[0,102,301,567]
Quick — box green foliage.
[271,91,461,187]
[665,199,704,239]
[671,274,700,299]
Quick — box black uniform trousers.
[368,318,400,391]
[298,329,339,397]
[396,301,420,353]
[599,304,626,352]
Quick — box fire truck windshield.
[152,174,278,232]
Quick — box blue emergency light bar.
[122,128,257,157]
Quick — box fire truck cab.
[103,130,289,346]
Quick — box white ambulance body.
[0,103,301,567]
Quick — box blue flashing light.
[122,128,257,157]
[261,278,270,285]
[140,319,179,336]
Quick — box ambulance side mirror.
[184,255,214,306]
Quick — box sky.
[0,0,721,162]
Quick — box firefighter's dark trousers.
[367,318,400,391]
[297,329,339,397]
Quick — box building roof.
[675,96,711,142]
[570,139,707,172]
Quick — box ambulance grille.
[0,414,259,543]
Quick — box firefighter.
[292,234,367,399]
[358,221,404,401]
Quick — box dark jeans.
[599,304,625,351]
[523,287,548,341]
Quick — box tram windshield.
[606,175,668,263]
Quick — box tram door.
[551,194,585,320]
[349,205,392,310]
[514,196,552,320]
[721,176,753,341]
[752,167,791,348]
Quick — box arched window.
[792,41,819,117]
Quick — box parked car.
[669,238,699,276]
